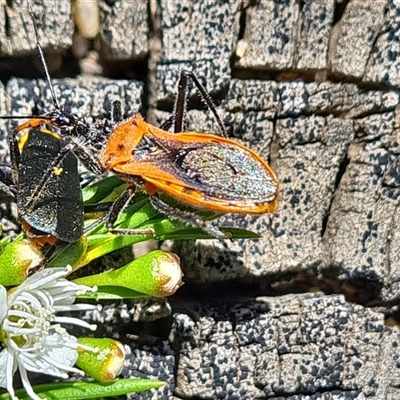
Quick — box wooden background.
[0,0,400,399]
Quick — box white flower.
[0,266,97,400]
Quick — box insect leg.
[159,114,176,132]
[82,202,113,235]
[104,186,155,237]
[8,127,21,186]
[79,171,97,188]
[173,70,227,137]
[73,144,104,175]
[110,100,123,124]
[149,195,231,239]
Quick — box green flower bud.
[0,238,44,286]
[77,338,125,383]
[74,250,183,298]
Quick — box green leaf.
[157,226,261,240]
[75,233,151,268]
[47,238,88,269]
[76,221,259,269]
[0,379,165,400]
[0,235,11,252]
[82,175,126,204]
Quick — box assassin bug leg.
[148,195,228,239]
[81,182,155,238]
[104,185,156,237]
[78,179,156,238]
[110,99,123,125]
[160,70,227,137]
[176,70,227,136]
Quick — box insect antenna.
[28,9,61,111]
[0,9,62,122]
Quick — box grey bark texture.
[1,0,400,399]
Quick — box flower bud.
[0,238,44,286]
[76,338,125,383]
[74,250,183,297]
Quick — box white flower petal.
[0,348,17,399]
[0,266,97,400]
[7,267,70,304]
[18,363,43,400]
[0,285,8,324]
[17,331,78,376]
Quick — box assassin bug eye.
[54,113,77,127]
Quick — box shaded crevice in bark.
[332,0,350,25]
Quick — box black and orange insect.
[0,12,106,250]
[100,71,279,238]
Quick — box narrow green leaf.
[0,378,165,400]
[47,238,88,269]
[75,233,152,268]
[82,175,126,203]
[78,285,149,300]
[158,227,261,240]
[0,235,11,252]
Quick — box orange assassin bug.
[101,71,279,238]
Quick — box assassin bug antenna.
[29,9,61,111]
[19,10,70,213]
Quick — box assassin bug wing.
[145,139,279,213]
[17,128,83,242]
[103,114,279,214]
